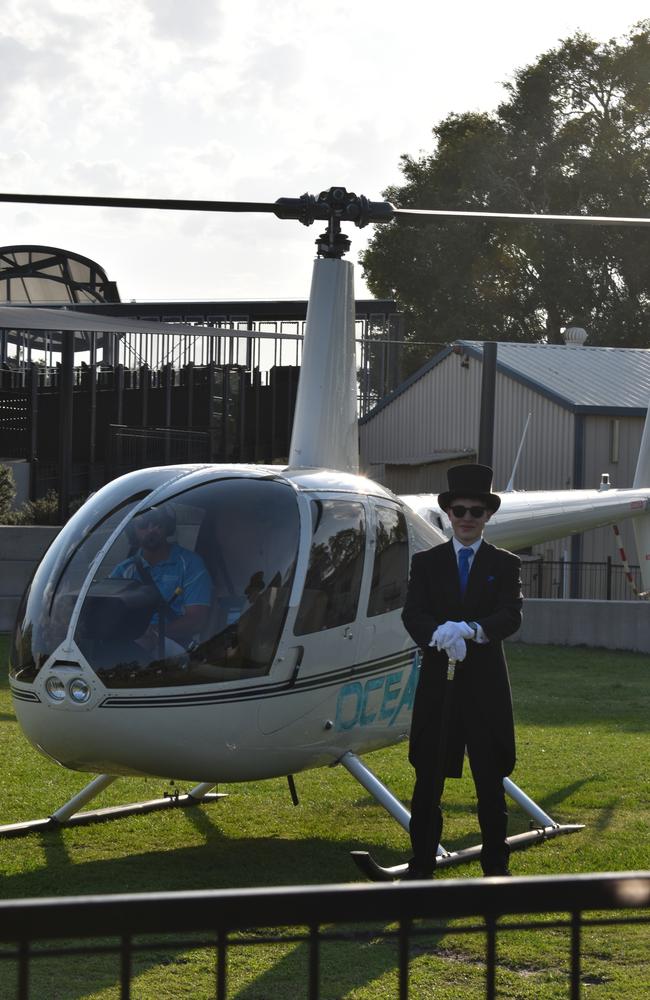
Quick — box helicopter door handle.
[288,645,304,686]
[343,626,354,640]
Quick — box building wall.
[359,349,646,581]
[490,372,574,492]
[360,353,482,468]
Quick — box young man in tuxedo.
[401,464,523,878]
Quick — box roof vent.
[562,325,588,346]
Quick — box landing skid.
[339,751,584,880]
[0,774,225,838]
[351,824,585,881]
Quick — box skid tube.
[0,775,226,838]
[339,751,584,881]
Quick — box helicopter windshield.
[71,477,300,687]
[10,467,197,684]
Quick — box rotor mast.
[286,188,387,473]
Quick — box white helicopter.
[2,187,650,879]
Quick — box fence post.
[606,555,612,601]
[58,333,74,522]
[28,363,39,501]
[186,362,194,429]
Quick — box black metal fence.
[521,557,643,601]
[0,298,401,413]
[0,361,299,499]
[0,873,647,999]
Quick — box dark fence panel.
[521,558,643,601]
[0,873,647,999]
[0,392,29,457]
[0,361,292,500]
[107,425,212,479]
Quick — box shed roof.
[362,341,650,422]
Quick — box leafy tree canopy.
[360,22,650,372]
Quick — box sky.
[0,0,649,304]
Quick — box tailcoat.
[402,538,523,779]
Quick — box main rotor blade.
[0,305,301,339]
[0,192,279,214]
[393,207,650,227]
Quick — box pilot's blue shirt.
[111,544,212,621]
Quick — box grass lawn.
[0,637,647,998]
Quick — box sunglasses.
[449,505,487,519]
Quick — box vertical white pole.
[288,257,358,473]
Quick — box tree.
[360,22,650,372]
[0,465,16,520]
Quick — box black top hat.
[438,463,501,513]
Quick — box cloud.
[0,34,76,114]
[143,0,224,46]
[249,42,303,97]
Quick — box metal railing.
[521,557,642,601]
[0,872,647,999]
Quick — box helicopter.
[1,186,649,878]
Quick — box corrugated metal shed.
[364,342,650,420]
[359,341,650,589]
[462,342,650,412]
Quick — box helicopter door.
[291,496,368,669]
[355,500,411,663]
[258,496,368,734]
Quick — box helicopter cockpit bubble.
[9,466,181,685]
[49,476,300,689]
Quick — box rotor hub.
[274,187,394,257]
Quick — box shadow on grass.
[0,822,454,1000]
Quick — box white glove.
[430,622,455,648]
[432,620,474,646]
[446,637,467,662]
[429,621,473,661]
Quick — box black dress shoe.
[400,866,434,881]
[482,866,511,877]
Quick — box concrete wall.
[0,526,60,633]
[512,598,650,654]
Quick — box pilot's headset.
[126,504,176,548]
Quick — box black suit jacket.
[402,539,523,778]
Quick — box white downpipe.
[632,393,650,592]
[288,257,358,473]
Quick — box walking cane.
[435,654,459,789]
[428,654,459,850]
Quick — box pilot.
[111,505,212,656]
[401,464,523,878]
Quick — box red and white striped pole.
[611,524,649,599]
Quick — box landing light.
[45,677,66,701]
[69,678,91,703]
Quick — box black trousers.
[409,727,509,875]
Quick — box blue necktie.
[458,547,473,595]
